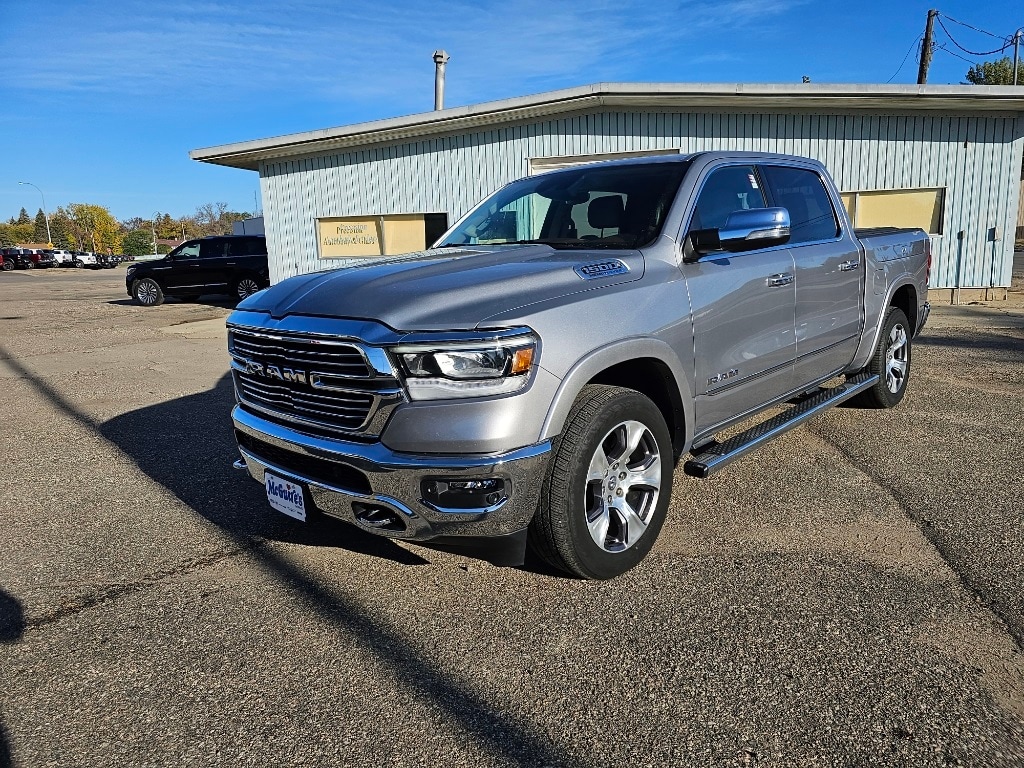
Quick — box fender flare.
[852,277,919,371]
[539,337,695,449]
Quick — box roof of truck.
[191,81,1024,171]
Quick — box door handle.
[766,273,794,287]
[839,260,860,272]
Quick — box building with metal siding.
[192,83,1024,301]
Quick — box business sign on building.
[317,213,449,259]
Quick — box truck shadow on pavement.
[0,588,25,768]
[99,373,431,566]
[1,350,579,768]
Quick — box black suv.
[126,235,269,306]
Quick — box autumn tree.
[66,203,121,253]
[965,56,1024,85]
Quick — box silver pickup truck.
[226,151,930,579]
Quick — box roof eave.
[190,82,1024,171]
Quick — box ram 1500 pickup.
[226,152,930,579]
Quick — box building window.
[317,212,449,259]
[840,188,945,235]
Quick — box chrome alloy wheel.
[136,280,160,305]
[885,322,909,394]
[584,420,662,553]
[236,277,261,299]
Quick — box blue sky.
[1,0,1021,223]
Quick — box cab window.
[760,166,839,244]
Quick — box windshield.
[439,160,690,250]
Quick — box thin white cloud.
[2,0,806,115]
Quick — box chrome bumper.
[232,405,551,540]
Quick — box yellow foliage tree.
[66,203,122,253]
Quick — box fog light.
[422,477,508,510]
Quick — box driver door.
[680,164,797,435]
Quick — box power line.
[936,14,1010,57]
[934,43,980,66]
[939,12,1005,40]
[887,34,924,83]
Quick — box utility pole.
[1014,28,1022,86]
[918,9,938,85]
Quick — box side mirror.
[686,207,791,260]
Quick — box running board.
[683,373,879,479]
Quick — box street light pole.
[152,212,160,255]
[18,181,51,245]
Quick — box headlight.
[391,334,537,400]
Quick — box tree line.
[0,202,254,257]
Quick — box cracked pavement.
[0,265,1022,767]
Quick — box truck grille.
[230,329,371,378]
[230,328,396,433]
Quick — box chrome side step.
[683,373,879,479]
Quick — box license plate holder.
[264,471,308,522]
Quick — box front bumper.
[232,405,551,540]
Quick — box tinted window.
[228,237,267,256]
[199,239,227,258]
[761,166,839,244]
[689,165,766,232]
[171,241,201,259]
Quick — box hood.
[245,246,644,331]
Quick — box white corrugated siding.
[259,110,1024,289]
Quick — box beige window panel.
[317,213,445,259]
[839,188,945,235]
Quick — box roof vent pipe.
[433,50,449,110]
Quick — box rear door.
[197,237,231,290]
[759,164,861,381]
[680,163,797,434]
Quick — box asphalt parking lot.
[1,264,1023,767]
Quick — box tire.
[528,384,672,580]
[232,275,263,301]
[24,261,34,270]
[1,260,12,271]
[74,260,84,269]
[850,306,911,409]
[132,278,165,307]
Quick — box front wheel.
[529,385,672,580]
[1,260,12,271]
[850,306,911,409]
[132,278,164,307]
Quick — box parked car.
[72,252,98,269]
[126,235,269,306]
[27,249,57,268]
[225,151,931,579]
[49,249,74,265]
[0,248,35,269]
[0,253,5,271]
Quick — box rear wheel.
[528,384,672,580]
[1,260,12,271]
[850,306,911,409]
[132,278,164,307]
